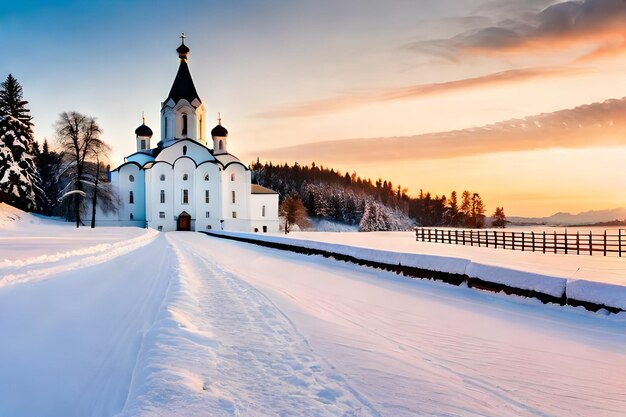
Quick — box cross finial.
[180,32,186,44]
[218,112,222,125]
[141,111,145,125]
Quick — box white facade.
[104,38,279,233]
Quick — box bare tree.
[55,112,111,227]
[279,194,310,234]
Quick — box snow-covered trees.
[491,207,507,228]
[56,112,112,227]
[0,74,41,211]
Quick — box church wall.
[221,164,251,230]
[249,194,279,233]
[117,164,146,224]
[193,163,221,232]
[173,157,197,227]
[173,100,197,140]
[147,162,176,231]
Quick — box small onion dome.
[211,124,228,137]
[177,42,190,59]
[135,123,153,137]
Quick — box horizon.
[2,0,626,217]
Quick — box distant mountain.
[509,208,626,226]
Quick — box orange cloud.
[257,67,574,118]
[261,97,626,164]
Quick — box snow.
[1,204,625,416]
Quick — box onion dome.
[176,42,190,59]
[211,113,228,137]
[135,114,153,137]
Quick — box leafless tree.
[279,194,310,234]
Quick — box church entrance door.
[177,211,191,231]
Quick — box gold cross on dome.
[180,32,186,44]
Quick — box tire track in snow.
[119,232,380,417]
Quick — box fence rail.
[415,228,625,257]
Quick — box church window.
[206,225,212,230]
[232,211,237,218]
[183,145,187,156]
[165,117,168,137]
[182,114,188,136]
[158,225,163,231]
[230,173,235,181]
[205,190,210,203]
[199,116,203,138]
[129,191,134,204]
[129,175,135,182]
[262,205,266,217]
[219,140,224,150]
[160,190,165,203]
[130,213,134,220]
[263,226,267,233]
[204,173,209,181]
[182,189,189,204]
[232,191,236,203]
[140,140,146,150]
[183,173,188,181]
[159,212,165,219]
[160,174,165,181]
[205,211,210,218]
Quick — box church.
[104,36,279,233]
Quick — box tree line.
[0,74,116,227]
[251,161,507,230]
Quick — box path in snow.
[119,232,378,417]
[185,233,626,417]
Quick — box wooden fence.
[415,228,626,257]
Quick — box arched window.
[160,174,166,181]
[182,145,187,156]
[199,116,203,138]
[182,114,188,136]
[204,173,209,181]
[164,117,168,137]
[219,140,224,150]
[183,173,188,181]
[230,173,236,181]
[130,213,134,220]
[129,191,134,204]
[129,175,134,182]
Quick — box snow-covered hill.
[509,207,626,225]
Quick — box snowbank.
[0,202,42,228]
[209,231,625,312]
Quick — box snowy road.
[1,222,625,417]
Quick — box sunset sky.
[2,0,626,216]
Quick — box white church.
[104,36,279,233]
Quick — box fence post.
[448,230,451,244]
[604,230,607,256]
[554,231,557,254]
[522,232,525,251]
[428,229,431,242]
[463,230,466,245]
[512,232,515,250]
[503,231,506,250]
[589,232,592,256]
[620,229,622,257]
[564,232,568,255]
[494,231,498,248]
[455,230,458,245]
[576,232,580,255]
[470,230,474,246]
[531,232,535,252]
[543,232,546,253]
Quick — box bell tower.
[135,113,153,152]
[211,113,228,155]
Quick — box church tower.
[160,34,207,147]
[135,114,153,152]
[211,113,229,155]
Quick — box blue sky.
[3,1,626,215]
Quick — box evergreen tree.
[491,206,507,228]
[0,74,41,211]
[470,193,486,228]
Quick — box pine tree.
[0,74,41,211]
[470,193,486,228]
[491,207,507,228]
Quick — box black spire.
[165,34,201,106]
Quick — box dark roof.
[165,58,201,106]
[134,123,153,137]
[211,124,228,137]
[251,184,278,194]
[176,43,190,58]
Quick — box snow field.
[194,234,626,417]
[214,231,626,310]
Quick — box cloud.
[257,67,573,118]
[261,97,626,164]
[408,0,626,60]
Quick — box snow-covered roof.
[251,184,277,195]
